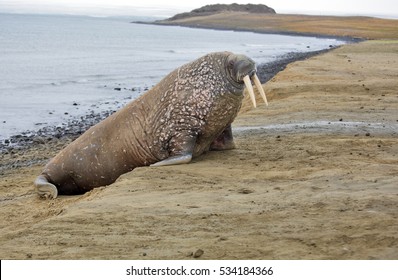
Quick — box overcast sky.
[1,0,398,18]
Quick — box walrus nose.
[243,73,268,108]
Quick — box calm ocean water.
[0,13,345,140]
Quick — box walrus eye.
[228,59,235,69]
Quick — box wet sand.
[1,40,397,259]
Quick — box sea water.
[0,13,345,140]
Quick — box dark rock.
[238,188,254,194]
[33,137,46,144]
[193,249,204,258]
[256,49,335,84]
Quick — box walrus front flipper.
[151,154,192,167]
[151,132,196,167]
[34,175,58,199]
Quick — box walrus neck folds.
[220,55,246,94]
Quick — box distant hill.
[165,3,276,21]
[147,3,398,40]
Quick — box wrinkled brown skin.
[37,52,255,195]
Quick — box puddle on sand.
[233,121,398,135]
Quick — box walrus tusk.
[243,75,256,108]
[252,74,268,106]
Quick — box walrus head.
[226,53,268,108]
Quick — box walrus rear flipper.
[210,124,236,151]
[34,175,58,199]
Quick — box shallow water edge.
[0,48,339,154]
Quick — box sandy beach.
[155,12,398,40]
[1,16,397,259]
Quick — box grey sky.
[1,0,397,18]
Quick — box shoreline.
[0,46,341,159]
[135,20,364,43]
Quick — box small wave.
[242,43,267,47]
[49,75,110,87]
[165,49,205,55]
[87,15,110,18]
[50,80,85,86]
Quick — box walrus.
[34,52,268,199]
